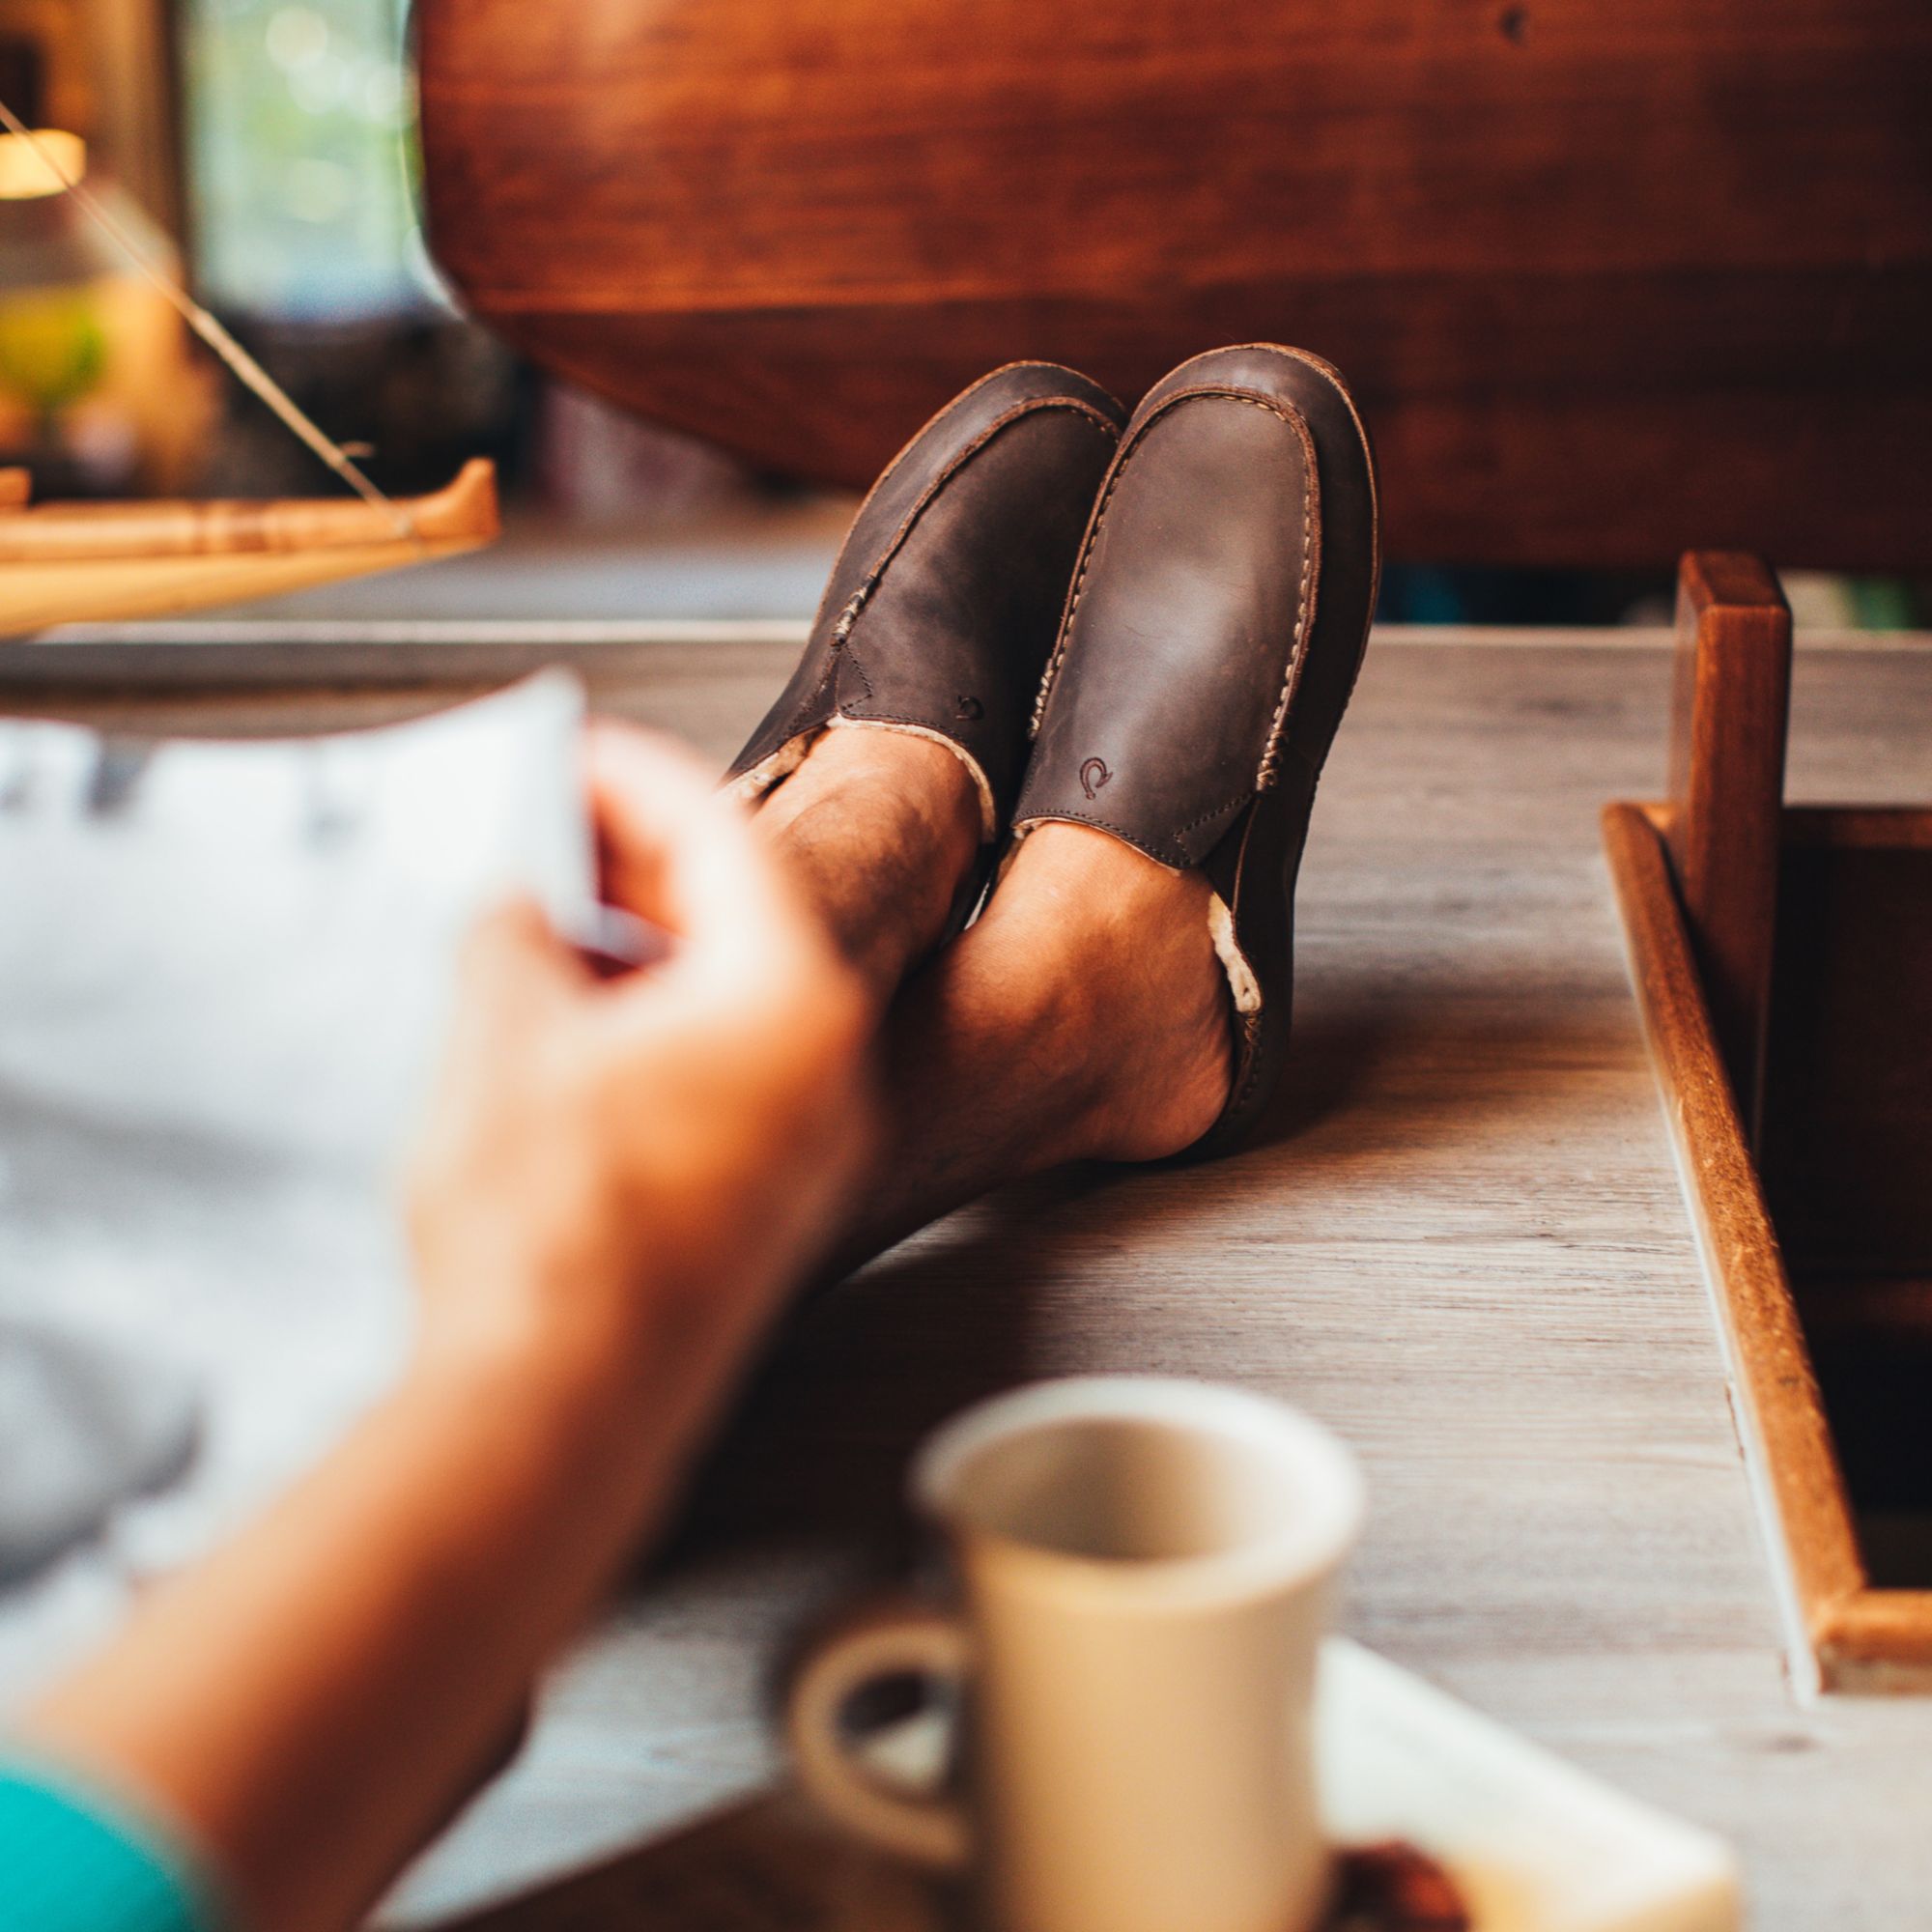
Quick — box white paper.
[1320,1638,1741,1932]
[0,671,596,1702]
[842,1638,1742,1932]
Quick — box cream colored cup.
[784,1377,1365,1932]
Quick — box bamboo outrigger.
[0,459,499,634]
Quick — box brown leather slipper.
[1011,344,1380,1160]
[726,361,1126,929]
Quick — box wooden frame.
[1662,554,1792,1149]
[1605,555,1932,1693]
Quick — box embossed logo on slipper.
[1080,756,1112,799]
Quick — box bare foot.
[827,820,1236,1273]
[734,757,1238,1285]
[966,823,1235,1164]
[748,725,982,1007]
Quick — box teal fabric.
[0,1764,215,1932]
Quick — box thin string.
[0,98,414,538]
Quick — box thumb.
[454,895,590,1022]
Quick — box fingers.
[585,722,820,1007]
[454,895,589,1024]
[412,896,588,1208]
[583,723,722,932]
[412,728,878,1375]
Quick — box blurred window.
[182,0,443,319]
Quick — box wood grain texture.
[11,637,1932,1923]
[1639,563,1932,1685]
[1665,554,1792,1148]
[415,0,1932,568]
[1603,802,1865,1692]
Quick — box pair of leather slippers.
[728,345,1380,1162]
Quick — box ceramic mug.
[783,1376,1366,1932]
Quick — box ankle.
[754,724,984,1000]
[983,824,1235,1162]
[915,903,1117,1169]
[764,726,980,860]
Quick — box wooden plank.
[1613,782,1932,1689]
[1665,554,1792,1148]
[14,639,1932,1923]
[417,0,1932,567]
[1819,1595,1932,1692]
[1602,802,1865,1693]
[0,633,809,693]
[14,619,1932,664]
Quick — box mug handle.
[783,1595,973,1871]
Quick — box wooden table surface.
[10,627,1932,1929]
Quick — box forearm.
[15,1318,707,1932]
[6,727,870,1932]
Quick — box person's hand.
[406,722,874,1421]
[14,731,872,1932]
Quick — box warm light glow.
[0,128,86,201]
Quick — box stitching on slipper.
[1028,387,1317,766]
[1207,1008,1269,1134]
[841,654,875,704]
[806,364,1122,635]
[1176,789,1253,838]
[755,658,840,771]
[1215,344,1380,562]
[1232,1010,1267,1110]
[825,715,999,841]
[835,397,1122,658]
[1256,405,1321,791]
[1027,410,1163,739]
[1211,346,1380,762]
[1010,807,1185,868]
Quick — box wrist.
[407,1273,649,1449]
[405,1240,751,1472]
[386,1327,689,1582]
